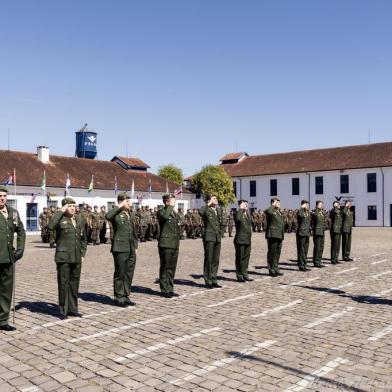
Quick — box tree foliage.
[158,164,184,185]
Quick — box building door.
[351,206,356,227]
[26,203,38,231]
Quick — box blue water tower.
[75,124,97,159]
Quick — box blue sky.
[1,1,391,176]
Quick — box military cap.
[238,199,248,205]
[117,192,130,202]
[270,197,280,204]
[0,185,9,193]
[301,200,309,205]
[162,193,175,202]
[62,197,76,206]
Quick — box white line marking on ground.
[303,307,355,329]
[335,267,358,275]
[169,340,276,386]
[68,315,173,343]
[368,325,392,341]
[371,270,392,279]
[176,286,227,300]
[281,277,320,289]
[283,357,349,392]
[20,387,40,392]
[207,291,263,308]
[371,259,388,265]
[370,253,387,258]
[114,327,221,362]
[374,288,392,297]
[319,282,354,296]
[251,300,302,318]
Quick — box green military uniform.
[99,208,108,244]
[105,194,138,306]
[311,208,326,267]
[341,206,354,261]
[199,204,223,287]
[330,205,343,264]
[227,211,234,237]
[91,208,102,245]
[48,198,87,318]
[39,209,49,243]
[296,206,311,271]
[157,197,182,296]
[264,205,284,276]
[233,208,252,281]
[47,206,57,248]
[0,201,25,328]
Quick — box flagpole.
[13,168,16,196]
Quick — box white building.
[220,142,392,227]
[1,146,195,233]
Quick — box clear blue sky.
[1,1,391,176]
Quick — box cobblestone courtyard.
[1,228,391,391]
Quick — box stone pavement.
[1,228,391,391]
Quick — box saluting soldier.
[296,200,311,272]
[233,200,253,282]
[330,201,343,264]
[227,210,235,237]
[48,197,87,319]
[199,194,223,288]
[157,194,182,298]
[311,201,326,268]
[105,193,138,307]
[0,186,25,331]
[341,201,354,261]
[264,197,284,277]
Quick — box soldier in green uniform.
[296,200,311,272]
[105,193,138,307]
[199,194,223,288]
[341,201,354,261]
[264,197,284,277]
[48,197,87,319]
[0,186,25,331]
[227,210,235,237]
[90,206,101,245]
[47,205,57,248]
[311,201,326,268]
[330,201,343,264]
[99,206,108,244]
[233,200,253,282]
[177,208,186,240]
[157,194,182,298]
[39,207,49,243]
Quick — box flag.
[148,178,152,196]
[41,171,46,193]
[131,178,135,197]
[3,172,14,185]
[88,175,94,193]
[114,176,118,195]
[136,194,144,204]
[65,174,71,195]
[166,181,169,194]
[174,185,182,196]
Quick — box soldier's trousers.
[0,263,13,326]
[100,224,107,244]
[342,232,352,260]
[267,238,282,274]
[91,228,100,244]
[234,243,251,279]
[113,251,136,303]
[203,241,221,286]
[313,235,325,264]
[296,235,310,268]
[57,262,82,316]
[139,226,147,241]
[228,226,234,237]
[158,247,179,293]
[330,233,341,262]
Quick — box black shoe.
[68,312,83,318]
[237,277,246,282]
[169,292,180,297]
[331,261,337,265]
[243,276,254,281]
[59,314,68,320]
[161,292,171,298]
[212,283,222,288]
[269,271,277,277]
[115,301,128,307]
[0,324,16,331]
[206,284,213,289]
[275,272,284,276]
[125,299,136,306]
[335,261,342,264]
[299,267,306,272]
[304,268,311,272]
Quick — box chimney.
[37,146,50,163]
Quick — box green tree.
[191,165,236,207]
[158,164,184,185]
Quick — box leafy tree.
[158,164,184,185]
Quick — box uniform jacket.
[330,207,343,234]
[199,205,222,243]
[296,208,311,237]
[0,206,26,264]
[48,211,87,263]
[233,209,252,245]
[157,205,181,249]
[342,207,353,233]
[311,209,326,237]
[105,207,138,253]
[264,207,285,240]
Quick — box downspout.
[380,168,385,227]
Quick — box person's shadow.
[79,292,114,305]
[173,279,206,288]
[14,301,59,317]
[131,286,163,297]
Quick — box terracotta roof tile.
[112,156,150,168]
[219,152,247,162]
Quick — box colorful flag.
[114,176,118,195]
[131,178,135,197]
[66,174,71,195]
[174,185,182,196]
[3,172,14,185]
[88,175,94,193]
[148,178,152,196]
[41,171,46,193]
[166,181,169,194]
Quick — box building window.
[315,176,323,195]
[177,203,185,211]
[292,178,300,195]
[368,205,377,220]
[340,175,349,194]
[6,199,17,209]
[367,173,377,193]
[270,179,277,196]
[250,180,256,197]
[233,182,237,198]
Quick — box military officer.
[341,201,354,261]
[264,197,284,277]
[48,197,87,319]
[227,210,235,237]
[99,206,108,244]
[0,186,25,331]
[330,201,343,264]
[39,207,49,243]
[199,194,223,288]
[311,201,326,268]
[91,206,102,245]
[233,200,253,282]
[47,205,57,248]
[296,200,311,272]
[105,193,138,307]
[157,194,182,298]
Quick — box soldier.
[191,209,199,239]
[220,208,228,238]
[48,197,87,320]
[227,210,235,237]
[0,186,25,331]
[90,206,102,245]
[330,201,343,264]
[311,201,326,268]
[199,194,223,288]
[264,197,284,277]
[157,194,182,298]
[99,206,108,244]
[233,200,253,282]
[47,206,57,248]
[251,209,258,232]
[342,201,354,261]
[139,207,148,242]
[105,193,138,307]
[177,208,186,240]
[296,200,311,272]
[39,207,49,243]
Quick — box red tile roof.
[112,156,150,169]
[221,142,392,177]
[0,150,189,193]
[219,152,247,162]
